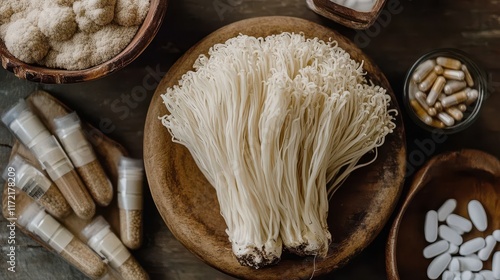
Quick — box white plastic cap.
[17,201,44,228]
[81,216,111,242]
[118,157,143,172]
[31,136,73,180]
[54,112,81,137]
[2,155,27,182]
[1,99,28,127]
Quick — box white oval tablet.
[426,210,439,242]
[475,272,485,280]
[493,252,500,279]
[468,200,488,232]
[457,256,483,271]
[439,225,463,246]
[449,258,460,272]
[480,270,495,280]
[459,237,486,256]
[442,270,454,280]
[438,199,457,222]
[478,236,496,261]
[448,243,459,254]
[427,253,452,279]
[446,214,472,233]
[424,240,450,259]
[462,271,474,280]
[493,230,500,242]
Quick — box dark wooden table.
[1,0,499,279]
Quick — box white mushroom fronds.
[161,33,396,268]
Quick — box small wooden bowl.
[0,0,168,84]
[145,16,406,279]
[386,149,500,279]
[306,0,387,29]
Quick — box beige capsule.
[445,107,464,121]
[437,112,455,127]
[434,102,443,112]
[436,56,462,70]
[419,71,438,92]
[443,69,465,80]
[410,99,433,125]
[427,76,446,106]
[466,88,479,105]
[434,65,444,75]
[462,65,475,87]
[458,104,468,112]
[441,90,468,108]
[412,59,436,83]
[444,80,467,95]
[431,119,446,129]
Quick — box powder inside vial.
[54,170,96,220]
[0,0,150,70]
[116,256,149,280]
[39,184,72,219]
[76,160,113,207]
[60,238,108,279]
[120,209,142,249]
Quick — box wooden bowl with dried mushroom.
[0,0,167,83]
[145,16,406,279]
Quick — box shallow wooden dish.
[306,0,387,29]
[386,150,500,279]
[0,0,168,84]
[144,16,406,279]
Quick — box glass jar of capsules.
[404,49,487,133]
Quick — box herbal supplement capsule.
[462,271,474,280]
[443,69,465,81]
[423,240,450,259]
[438,199,457,222]
[457,256,483,271]
[459,237,486,256]
[427,76,446,106]
[444,107,464,122]
[458,104,467,112]
[446,214,472,233]
[428,108,438,117]
[435,101,443,112]
[419,71,438,92]
[441,91,468,108]
[442,271,454,280]
[466,89,479,105]
[431,119,446,129]
[54,112,113,207]
[444,81,467,95]
[480,270,495,280]
[415,91,430,109]
[437,112,455,127]
[439,225,463,245]
[468,200,487,231]
[428,253,452,279]
[434,65,444,75]
[411,99,433,125]
[18,202,107,279]
[2,155,71,219]
[425,210,439,242]
[493,252,500,279]
[437,57,462,70]
[462,65,475,87]
[31,136,96,220]
[1,99,51,148]
[118,157,144,250]
[82,216,149,280]
[413,59,436,83]
[448,243,459,254]
[478,236,496,261]
[493,230,500,242]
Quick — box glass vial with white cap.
[54,112,113,206]
[31,135,96,220]
[2,155,71,219]
[17,202,108,279]
[82,216,149,280]
[117,157,144,249]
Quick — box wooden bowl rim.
[144,16,406,280]
[385,149,500,280]
[0,0,168,84]
[311,0,387,29]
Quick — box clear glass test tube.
[81,216,149,280]
[18,202,107,279]
[54,112,113,206]
[31,135,96,220]
[117,157,144,249]
[2,155,71,219]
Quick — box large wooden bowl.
[144,16,406,279]
[0,0,168,84]
[386,150,500,279]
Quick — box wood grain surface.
[1,0,500,279]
